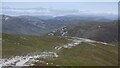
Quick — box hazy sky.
[1,0,119,2]
[1,2,118,16]
[3,2,118,12]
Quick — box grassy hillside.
[2,33,70,58]
[0,33,1,58]
[51,21,118,43]
[35,42,118,66]
[2,33,118,66]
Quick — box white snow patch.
[48,33,54,36]
[5,17,9,20]
[61,31,67,36]
[54,38,82,50]
[71,37,113,46]
[0,52,58,67]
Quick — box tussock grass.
[2,33,69,58]
[35,42,118,66]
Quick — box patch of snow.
[54,38,82,50]
[88,43,96,46]
[0,52,58,67]
[71,37,113,46]
[55,46,61,50]
[5,17,9,21]
[48,33,54,36]
[61,31,67,36]
[46,63,49,65]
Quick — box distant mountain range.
[48,20,118,43]
[1,14,118,43]
[2,15,64,35]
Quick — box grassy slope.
[0,33,1,58]
[2,33,69,58]
[52,21,118,43]
[2,33,118,66]
[35,42,118,66]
